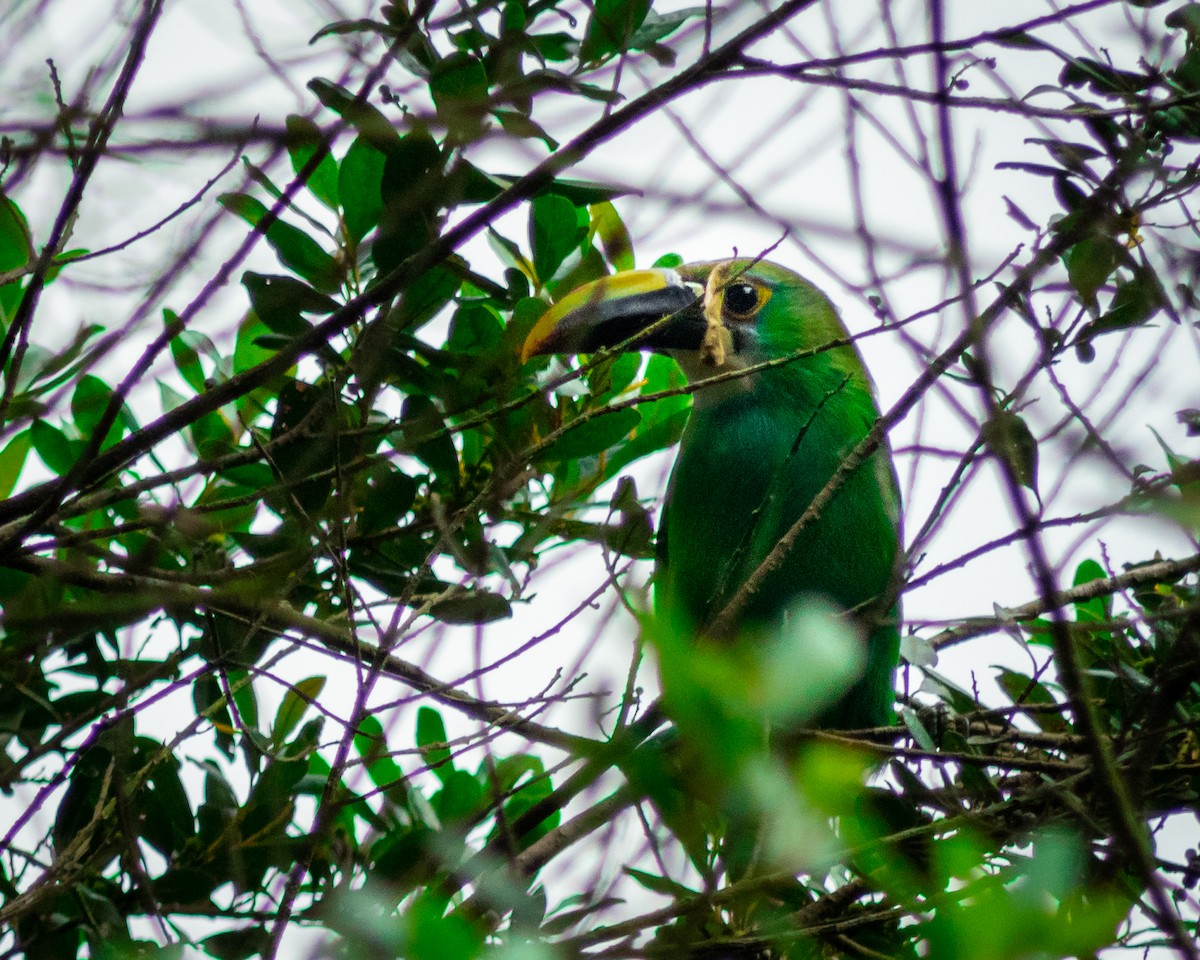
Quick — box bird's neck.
[668,349,756,410]
[675,348,867,419]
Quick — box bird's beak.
[521,269,707,362]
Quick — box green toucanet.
[522,259,901,729]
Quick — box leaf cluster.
[0,2,1199,960]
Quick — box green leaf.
[310,17,393,43]
[361,465,418,533]
[0,430,30,499]
[604,475,654,557]
[1072,558,1110,625]
[1167,3,1200,38]
[267,378,340,513]
[229,668,260,733]
[308,78,401,153]
[605,404,687,477]
[624,866,697,898]
[372,131,442,277]
[447,303,503,355]
[495,110,559,149]
[538,407,642,463]
[399,395,458,484]
[1027,138,1104,174]
[217,191,269,226]
[429,53,489,140]
[1053,174,1088,214]
[169,326,221,394]
[900,707,938,751]
[547,240,607,299]
[488,228,532,280]
[488,754,542,794]
[981,410,1039,497]
[68,376,111,436]
[1059,57,1153,97]
[154,869,218,911]
[70,374,126,450]
[380,7,439,76]
[54,745,113,853]
[6,323,104,400]
[272,676,326,748]
[526,514,654,559]
[433,769,484,823]
[993,29,1045,49]
[159,379,187,417]
[504,296,545,359]
[428,589,512,624]
[459,168,626,207]
[531,32,574,62]
[630,7,707,48]
[30,420,78,476]
[140,746,196,855]
[501,0,527,33]
[396,265,461,330]
[347,541,433,596]
[0,187,32,324]
[354,715,408,797]
[218,193,341,293]
[1000,670,1068,732]
[416,706,453,780]
[233,310,275,379]
[285,115,339,211]
[0,187,32,326]
[0,187,32,274]
[491,759,558,849]
[590,201,634,272]
[202,926,272,960]
[602,354,689,475]
[338,137,387,243]
[530,194,585,285]
[1064,235,1119,312]
[45,248,86,285]
[1078,267,1164,347]
[580,0,652,62]
[373,824,440,891]
[242,272,337,337]
[380,130,441,208]
[192,412,237,460]
[589,351,641,400]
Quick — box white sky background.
[2,0,1199,955]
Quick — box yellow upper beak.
[520,269,702,363]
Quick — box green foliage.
[284,115,340,212]
[2,3,1199,960]
[218,192,343,293]
[579,0,652,63]
[981,409,1040,498]
[0,187,33,324]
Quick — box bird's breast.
[658,386,896,634]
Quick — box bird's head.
[521,258,866,393]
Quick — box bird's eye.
[723,282,761,319]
